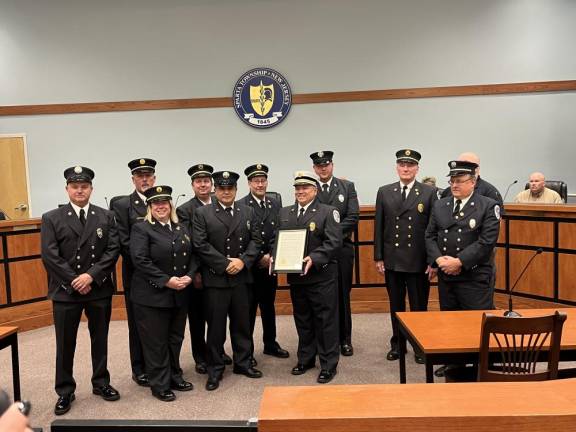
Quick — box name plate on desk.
[272,229,307,273]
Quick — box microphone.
[104,196,110,209]
[175,194,186,207]
[504,248,543,317]
[502,179,518,202]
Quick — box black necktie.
[322,184,329,194]
[402,185,408,201]
[298,208,305,220]
[225,207,233,218]
[260,201,266,210]
[79,209,86,226]
[453,199,462,216]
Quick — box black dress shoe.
[340,344,354,356]
[317,368,337,384]
[205,376,221,391]
[92,384,120,401]
[233,366,263,378]
[434,365,450,377]
[152,389,176,402]
[132,373,150,387]
[195,363,207,374]
[222,353,233,365]
[291,362,315,375]
[171,380,194,391]
[414,354,425,364]
[250,357,258,368]
[263,347,290,358]
[54,394,75,416]
[386,348,400,361]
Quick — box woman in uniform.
[130,185,198,402]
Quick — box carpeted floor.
[0,313,427,431]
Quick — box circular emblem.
[469,218,476,229]
[338,194,345,203]
[417,203,424,213]
[256,163,262,170]
[74,166,82,174]
[309,222,316,232]
[198,164,204,170]
[139,159,145,165]
[450,161,457,168]
[156,186,162,193]
[405,150,411,156]
[318,151,324,158]
[233,67,292,129]
[333,209,340,223]
[223,171,230,179]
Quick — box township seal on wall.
[233,67,292,129]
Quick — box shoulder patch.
[333,209,340,223]
[494,205,501,220]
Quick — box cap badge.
[198,164,204,170]
[156,186,162,193]
[309,221,316,232]
[318,151,324,158]
[256,164,262,169]
[418,203,424,213]
[139,159,145,165]
[469,218,476,229]
[96,227,103,238]
[450,161,457,168]
[223,171,230,179]
[74,166,82,174]
[405,150,411,156]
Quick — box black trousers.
[438,268,495,311]
[337,242,354,345]
[385,270,430,348]
[133,303,187,394]
[290,276,339,371]
[204,284,252,379]
[52,297,112,396]
[122,261,146,376]
[249,268,279,353]
[187,287,208,366]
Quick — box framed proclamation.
[272,228,308,274]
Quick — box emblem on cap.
[405,150,411,156]
[309,222,316,232]
[156,186,162,193]
[257,164,262,169]
[198,164,204,170]
[74,166,82,174]
[223,171,230,179]
[139,159,145,165]
[318,151,324,158]
[418,203,424,213]
[450,161,457,168]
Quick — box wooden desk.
[0,326,21,401]
[397,308,576,383]
[259,380,576,432]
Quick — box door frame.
[0,133,33,217]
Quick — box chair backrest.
[524,180,568,202]
[266,191,282,207]
[477,311,567,382]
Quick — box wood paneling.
[357,245,382,285]
[0,236,4,259]
[559,223,576,250]
[509,220,553,247]
[0,300,53,330]
[357,219,374,242]
[9,260,48,302]
[509,250,554,297]
[6,232,40,258]
[494,247,506,290]
[2,80,574,117]
[0,266,6,305]
[115,258,124,292]
[497,219,506,244]
[559,254,576,302]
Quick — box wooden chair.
[477,311,567,382]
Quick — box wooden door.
[0,135,31,220]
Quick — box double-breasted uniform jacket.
[425,191,501,280]
[238,194,281,260]
[176,196,216,236]
[276,199,342,285]
[41,203,120,302]
[130,220,198,308]
[109,191,147,287]
[192,202,264,287]
[317,177,359,244]
[374,181,437,273]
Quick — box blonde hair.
[144,199,179,224]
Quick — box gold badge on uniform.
[257,163,262,169]
[405,150,411,156]
[74,166,82,174]
[417,203,424,213]
[469,219,476,229]
[139,159,145,165]
[96,227,103,238]
[223,171,230,179]
[156,186,162,192]
[309,221,316,232]
[198,164,204,170]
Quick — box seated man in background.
[514,172,564,204]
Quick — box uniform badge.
[309,221,316,232]
[233,67,292,129]
[96,227,103,238]
[223,171,230,179]
[198,164,204,170]
[139,159,145,165]
[494,205,501,220]
[247,220,251,229]
[469,219,476,229]
[318,151,324,158]
[257,163,262,169]
[405,150,411,156]
[450,161,456,168]
[338,194,344,202]
[156,186,162,193]
[74,166,82,174]
[417,203,424,213]
[333,209,340,223]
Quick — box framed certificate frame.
[272,228,308,273]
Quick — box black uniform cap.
[188,164,214,179]
[64,166,95,183]
[213,171,240,187]
[447,160,478,177]
[309,151,334,166]
[144,185,173,203]
[128,158,157,174]
[244,164,269,179]
[396,149,421,164]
